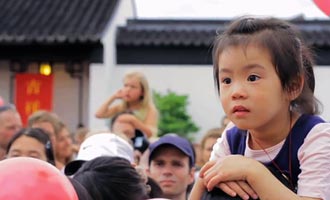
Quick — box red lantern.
[0,157,78,200]
[314,0,330,16]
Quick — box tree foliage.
[153,90,199,141]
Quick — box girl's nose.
[231,83,247,99]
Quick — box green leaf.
[153,90,200,141]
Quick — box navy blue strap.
[226,114,325,188]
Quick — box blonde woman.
[95,71,158,138]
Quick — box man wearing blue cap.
[147,134,195,200]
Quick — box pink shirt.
[210,123,330,199]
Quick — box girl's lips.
[232,105,250,118]
[232,105,249,113]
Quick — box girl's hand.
[200,155,258,199]
[113,89,127,99]
[218,181,258,200]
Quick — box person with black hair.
[73,156,149,200]
[6,128,55,165]
[68,177,93,200]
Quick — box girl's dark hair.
[213,16,321,115]
[73,156,148,200]
[68,178,93,200]
[146,177,164,198]
[6,128,55,165]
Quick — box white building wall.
[89,0,135,131]
[52,63,90,131]
[314,66,330,121]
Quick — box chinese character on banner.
[15,74,53,125]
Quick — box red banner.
[15,74,53,125]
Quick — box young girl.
[189,17,330,200]
[95,71,158,138]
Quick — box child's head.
[123,71,153,108]
[213,16,320,115]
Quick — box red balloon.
[314,0,330,16]
[0,96,4,106]
[0,157,78,200]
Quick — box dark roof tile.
[116,19,330,48]
[0,0,118,45]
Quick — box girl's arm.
[203,155,321,200]
[115,106,158,138]
[131,106,158,138]
[247,160,320,200]
[95,95,121,118]
[188,178,205,200]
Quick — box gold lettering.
[25,101,40,115]
[26,79,41,95]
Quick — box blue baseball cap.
[149,134,195,166]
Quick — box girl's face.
[7,135,47,161]
[122,76,143,103]
[218,45,291,132]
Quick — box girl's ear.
[288,75,304,101]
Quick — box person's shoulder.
[309,120,330,134]
[142,104,158,116]
[148,104,158,113]
[301,115,330,146]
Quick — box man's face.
[147,146,194,200]
[0,110,22,149]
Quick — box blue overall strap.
[226,126,247,155]
[267,114,325,186]
[226,114,325,187]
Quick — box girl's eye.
[247,75,260,82]
[222,78,231,84]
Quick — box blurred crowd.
[0,71,226,200]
